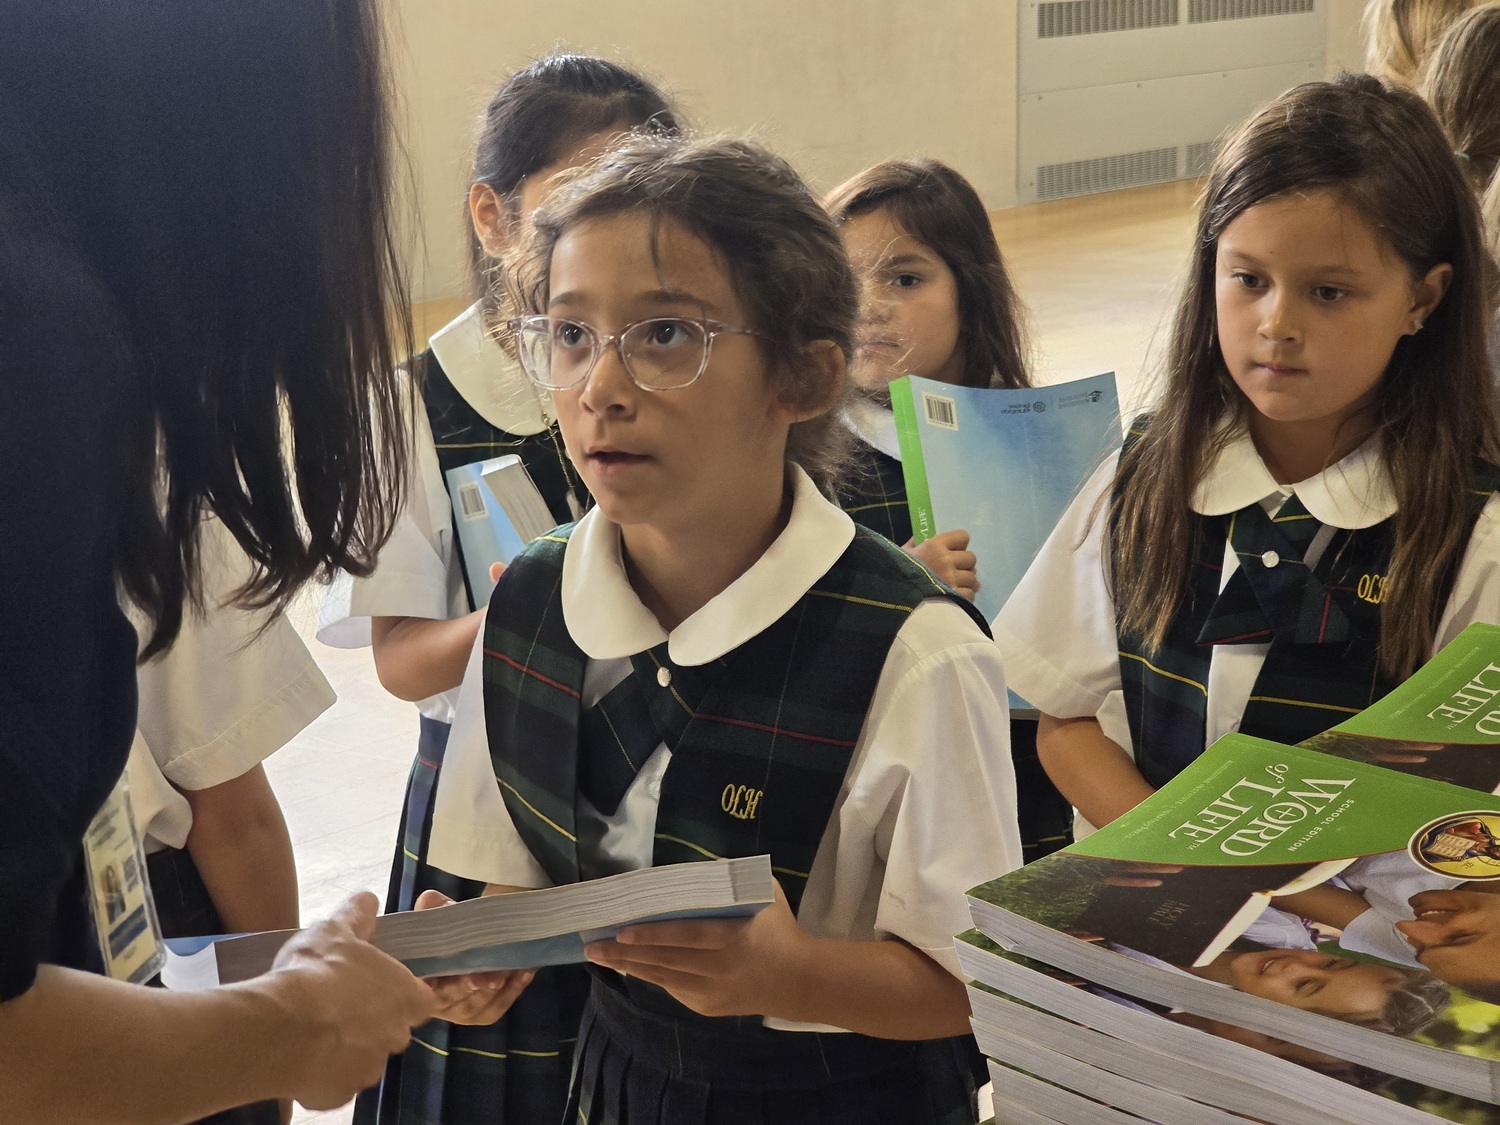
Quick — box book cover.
[959,931,1490,1124]
[966,625,1500,1100]
[888,371,1120,626]
[444,454,558,606]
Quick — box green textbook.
[969,622,1500,1104]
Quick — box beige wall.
[1325,0,1368,76]
[388,0,1017,303]
[390,1,1365,306]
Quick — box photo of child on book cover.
[989,849,1500,1068]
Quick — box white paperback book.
[162,856,773,991]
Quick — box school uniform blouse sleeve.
[316,401,463,648]
[992,454,1123,719]
[792,598,1022,982]
[129,518,336,849]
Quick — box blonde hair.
[1363,0,1480,84]
[1421,4,1500,195]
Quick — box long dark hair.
[469,54,678,301]
[824,158,1032,390]
[516,135,857,492]
[0,0,413,658]
[1109,74,1500,682]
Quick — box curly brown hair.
[512,134,858,493]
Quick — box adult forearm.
[0,966,303,1124]
[1036,713,1154,828]
[370,612,484,702]
[771,938,972,1040]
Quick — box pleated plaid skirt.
[567,973,984,1125]
[353,714,587,1125]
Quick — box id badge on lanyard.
[82,772,166,983]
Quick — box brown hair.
[1364,0,1479,84]
[0,0,413,658]
[468,54,678,312]
[1109,74,1500,682]
[1485,169,1500,266]
[825,159,1032,390]
[515,134,856,491]
[1421,5,1500,196]
[1377,969,1452,1036]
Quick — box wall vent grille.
[1036,146,1179,200]
[1189,0,1312,22]
[1184,139,1222,176]
[1038,0,1178,38]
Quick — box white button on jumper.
[657,666,672,688]
[1261,550,1280,568]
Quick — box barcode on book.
[456,482,488,521]
[922,391,958,430]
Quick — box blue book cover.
[890,372,1121,626]
[445,455,555,605]
[890,373,1120,710]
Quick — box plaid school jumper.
[836,438,914,545]
[353,350,590,1125]
[834,440,1072,863]
[483,525,992,1125]
[1113,416,1500,786]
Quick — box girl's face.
[841,206,964,392]
[1214,188,1450,463]
[1204,947,1410,1026]
[470,129,620,257]
[545,212,803,537]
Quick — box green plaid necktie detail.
[577,646,721,816]
[1196,493,1353,647]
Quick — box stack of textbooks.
[962,622,1500,1123]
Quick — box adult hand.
[411,889,534,1025]
[263,892,437,1110]
[905,529,979,599]
[584,881,809,1019]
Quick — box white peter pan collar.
[428,302,552,437]
[842,397,903,461]
[1190,427,1395,529]
[561,465,856,666]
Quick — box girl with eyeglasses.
[317,54,679,1125]
[420,134,1023,1124]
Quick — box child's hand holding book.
[413,887,535,1026]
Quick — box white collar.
[842,397,903,461]
[428,302,552,437]
[561,465,856,666]
[1190,428,1395,530]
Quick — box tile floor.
[273,178,1201,1122]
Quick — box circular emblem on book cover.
[1409,812,1500,879]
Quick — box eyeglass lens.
[516,318,710,390]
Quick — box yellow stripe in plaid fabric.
[1245,695,1361,715]
[808,589,918,614]
[496,775,577,842]
[1118,650,1207,695]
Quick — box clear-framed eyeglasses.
[507,315,764,392]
